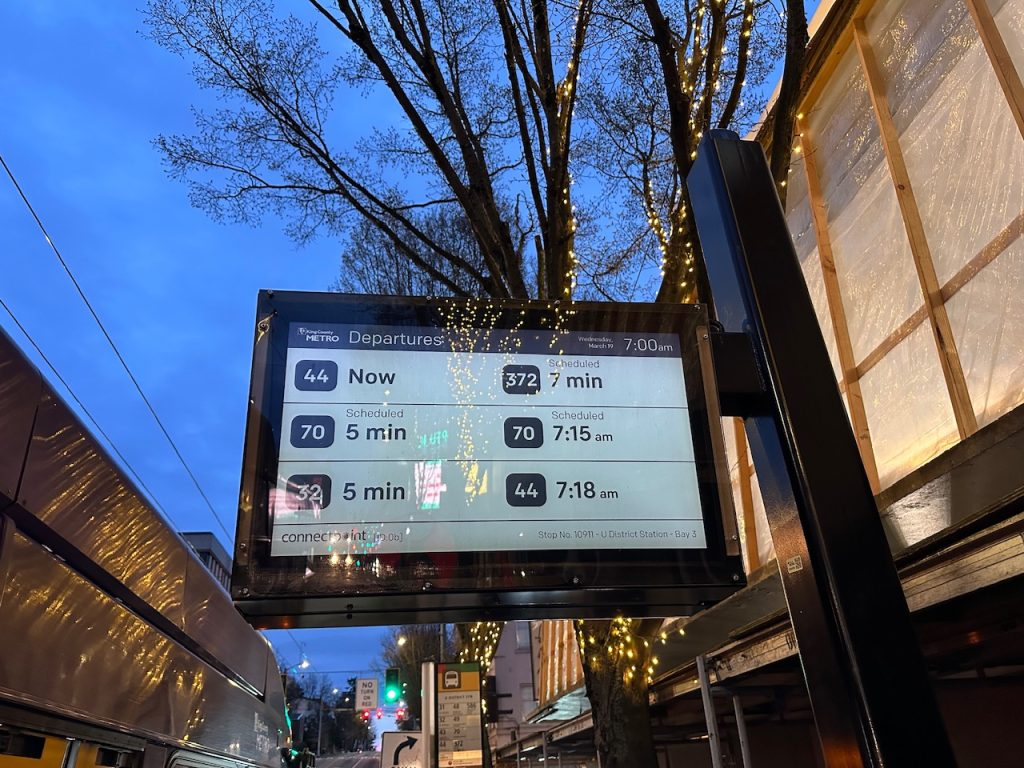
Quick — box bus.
[0,328,288,768]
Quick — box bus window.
[0,732,67,768]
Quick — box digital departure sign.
[272,321,705,557]
[232,292,743,627]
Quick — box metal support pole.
[732,695,752,768]
[697,656,723,768]
[687,130,955,767]
[422,661,436,768]
[542,736,549,764]
[62,739,81,768]
[315,694,323,757]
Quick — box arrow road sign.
[381,731,423,768]
[393,736,417,764]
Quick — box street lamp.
[316,693,325,758]
[285,657,332,757]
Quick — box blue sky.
[0,0,394,732]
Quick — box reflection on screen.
[269,320,707,556]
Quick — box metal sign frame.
[688,131,954,766]
[231,292,743,627]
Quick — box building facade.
[180,531,232,592]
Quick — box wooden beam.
[798,121,881,492]
[852,18,979,439]
[963,0,1024,140]
[543,621,554,704]
[796,0,887,120]
[941,210,1024,302]
[855,306,928,380]
[799,23,856,121]
[732,419,760,572]
[852,204,1021,379]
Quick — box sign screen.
[272,322,705,556]
[232,292,743,627]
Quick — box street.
[317,753,381,768]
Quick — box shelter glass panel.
[945,242,1024,427]
[747,465,773,566]
[985,0,1024,83]
[786,151,841,379]
[808,47,922,363]
[867,0,1024,284]
[721,419,775,571]
[721,419,746,570]
[860,323,959,486]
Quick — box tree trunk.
[584,667,657,767]
[768,0,809,205]
[576,619,660,767]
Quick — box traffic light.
[395,707,406,723]
[359,709,370,723]
[375,708,383,720]
[384,668,401,703]
[482,675,499,724]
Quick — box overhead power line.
[0,297,176,529]
[271,631,376,676]
[287,629,304,646]
[0,151,233,542]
